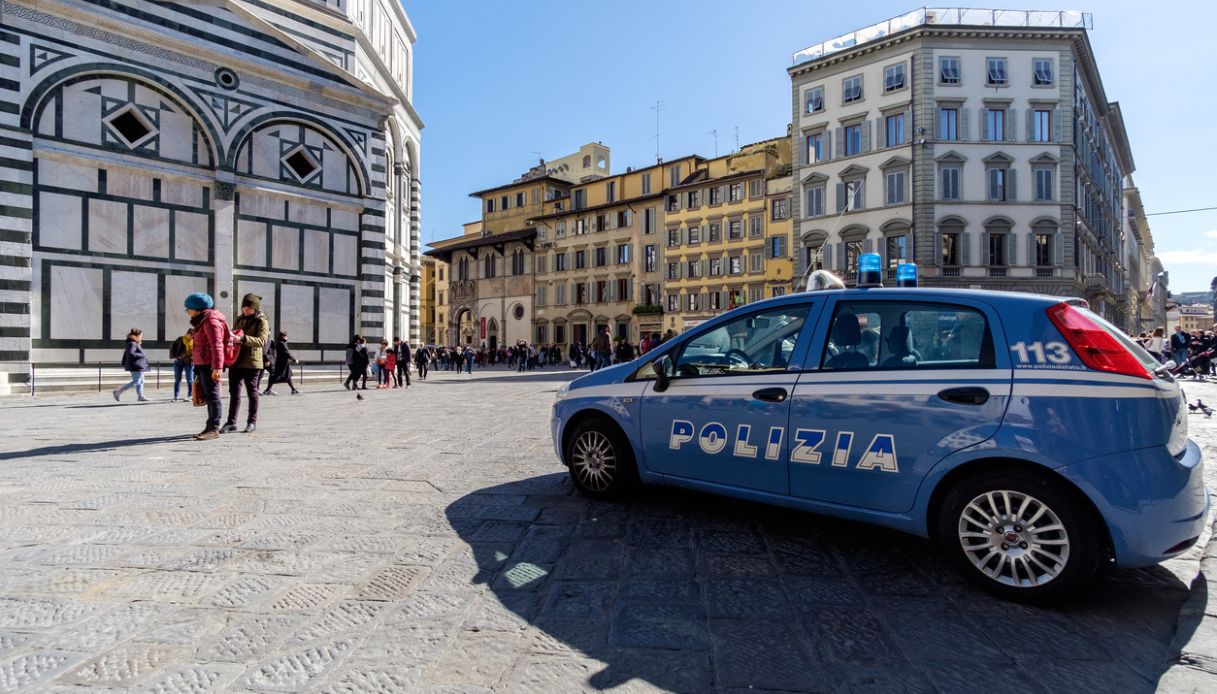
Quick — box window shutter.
[1053,108,1066,144]
[1006,108,1017,142]
[835,127,844,157]
[875,117,885,147]
[1007,169,1017,201]
[836,183,846,212]
[835,242,844,270]
[824,131,832,161]
[934,108,942,140]
[863,238,874,254]
[822,243,833,269]
[1006,232,1016,266]
[1025,109,1034,142]
[1027,233,1036,267]
[861,120,872,152]
[980,108,989,140]
[1054,232,1064,267]
[934,230,943,266]
[960,232,971,265]
[960,108,970,140]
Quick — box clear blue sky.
[402,0,1216,293]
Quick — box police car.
[551,257,1209,600]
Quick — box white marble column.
[212,176,237,316]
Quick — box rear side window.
[821,301,994,370]
[673,306,811,377]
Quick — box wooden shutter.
[824,131,832,161]
[960,108,970,140]
[835,242,844,270]
[1054,232,1065,268]
[1007,169,1017,202]
[822,243,833,269]
[863,238,874,254]
[1005,108,1016,142]
[1025,109,1035,142]
[1054,108,1066,144]
[835,127,844,157]
[1006,232,1016,267]
[836,183,846,212]
[1027,233,1037,267]
[934,230,943,266]
[960,232,971,265]
[979,108,989,140]
[861,120,872,152]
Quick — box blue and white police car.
[551,258,1209,600]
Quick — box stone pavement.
[0,366,1213,693]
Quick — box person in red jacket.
[185,292,227,440]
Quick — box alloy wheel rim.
[572,431,616,492]
[958,489,1070,588]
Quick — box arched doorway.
[455,307,475,345]
[486,318,499,352]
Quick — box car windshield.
[674,307,809,376]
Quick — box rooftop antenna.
[530,151,542,164]
[734,126,740,151]
[707,129,718,157]
[651,100,666,160]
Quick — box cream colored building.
[529,155,703,346]
[790,8,1140,329]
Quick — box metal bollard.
[156,363,160,390]
[30,363,35,397]
[98,362,102,392]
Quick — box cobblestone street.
[0,368,1214,692]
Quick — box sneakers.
[219,422,238,434]
[290,390,300,395]
[194,429,219,441]
[112,389,120,401]
[263,390,276,396]
[137,396,150,402]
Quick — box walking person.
[113,328,150,402]
[382,349,399,388]
[464,345,475,374]
[169,327,194,402]
[185,293,227,440]
[414,343,429,380]
[344,335,362,390]
[394,337,411,387]
[263,331,299,396]
[1171,325,1190,366]
[592,326,612,371]
[221,293,269,434]
[374,339,390,387]
[1145,327,1166,363]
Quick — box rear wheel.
[565,417,637,500]
[936,469,1104,602]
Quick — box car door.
[638,301,822,494]
[788,296,1012,512]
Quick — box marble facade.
[0,0,422,377]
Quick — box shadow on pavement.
[0,435,192,460]
[417,370,583,386]
[446,473,1198,692]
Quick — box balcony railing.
[792,8,1092,65]
[988,266,1007,277]
[942,266,960,277]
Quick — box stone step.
[7,365,354,397]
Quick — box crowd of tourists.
[1138,325,1217,380]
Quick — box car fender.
[554,383,649,476]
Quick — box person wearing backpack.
[112,328,150,402]
[169,327,194,402]
[221,293,270,434]
[186,293,227,440]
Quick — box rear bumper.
[1057,439,1209,567]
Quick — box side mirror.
[1155,360,1176,377]
[653,356,672,392]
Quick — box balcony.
[792,8,1092,65]
[988,267,1007,277]
[941,266,961,277]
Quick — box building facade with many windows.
[0,0,423,381]
[661,139,793,332]
[790,8,1144,329]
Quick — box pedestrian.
[517,341,527,372]
[382,348,399,388]
[395,337,411,387]
[465,345,474,374]
[592,326,612,371]
[185,292,227,440]
[344,335,361,390]
[1171,325,1190,366]
[221,293,269,434]
[264,331,300,395]
[169,327,194,402]
[415,344,429,380]
[1145,327,1166,363]
[113,328,150,402]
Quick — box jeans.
[1174,348,1189,366]
[198,369,222,430]
[173,361,194,399]
[118,370,145,398]
[397,360,410,386]
[465,358,473,374]
[226,368,262,426]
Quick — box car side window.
[673,306,811,377]
[821,301,994,370]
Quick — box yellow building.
[419,255,440,345]
[529,155,704,347]
[661,137,792,333]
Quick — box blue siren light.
[857,253,882,287]
[896,262,918,287]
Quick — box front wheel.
[936,469,1104,602]
[565,417,637,500]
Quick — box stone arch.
[22,64,222,167]
[227,113,370,196]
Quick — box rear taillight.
[1045,302,1150,380]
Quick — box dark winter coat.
[231,311,270,370]
[121,338,148,372]
[271,340,295,380]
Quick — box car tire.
[565,416,637,500]
[936,468,1104,602]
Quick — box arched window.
[458,257,469,281]
[511,249,525,275]
[484,254,496,279]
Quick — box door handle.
[937,386,989,405]
[752,387,788,403]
